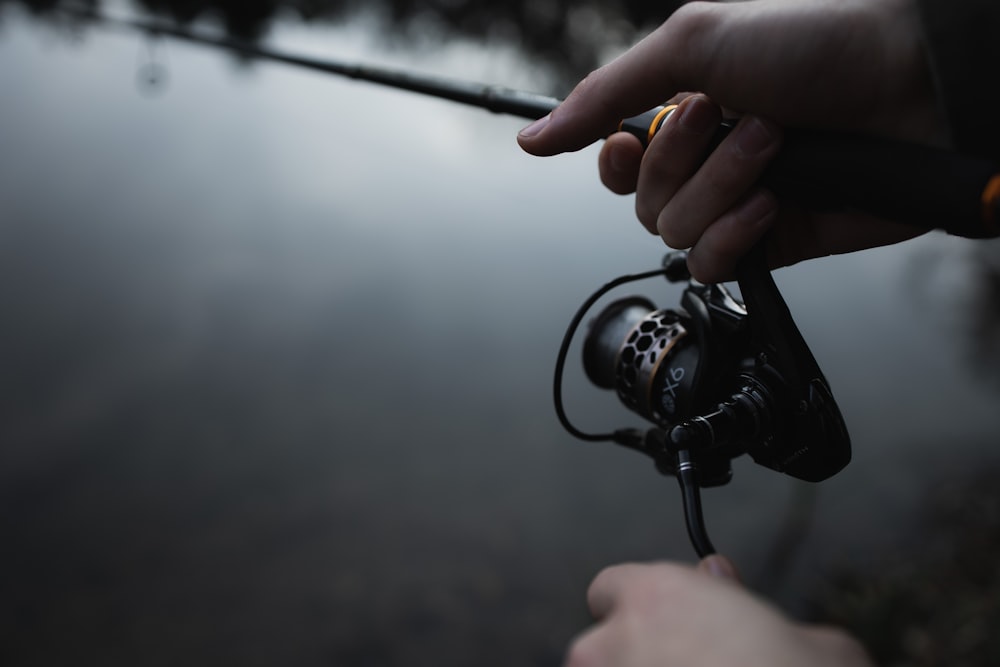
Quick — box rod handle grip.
[618,108,1000,239]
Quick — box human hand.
[518,0,947,282]
[564,556,873,667]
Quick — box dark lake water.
[3,5,1000,666]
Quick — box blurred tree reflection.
[1,0,683,88]
[967,242,1000,390]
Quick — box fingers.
[602,93,784,282]
[586,562,672,620]
[598,94,781,282]
[686,189,778,283]
[653,114,782,249]
[518,4,723,156]
[598,93,703,199]
[598,133,644,195]
[586,559,730,620]
[618,108,781,282]
[588,555,744,620]
[635,94,723,234]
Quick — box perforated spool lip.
[582,296,657,389]
[614,309,688,420]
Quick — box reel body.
[554,246,851,556]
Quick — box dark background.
[2,2,1000,665]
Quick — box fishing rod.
[61,4,1000,239]
[56,4,994,557]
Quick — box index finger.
[517,5,721,156]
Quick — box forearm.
[916,0,1000,159]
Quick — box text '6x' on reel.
[553,244,851,557]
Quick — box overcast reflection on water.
[2,6,1000,666]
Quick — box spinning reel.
[553,243,851,556]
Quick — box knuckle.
[684,251,718,284]
[657,209,698,249]
[703,155,754,199]
[661,2,721,67]
[570,69,600,101]
[666,2,717,40]
[807,626,874,666]
[635,200,659,231]
[563,635,600,667]
[686,250,734,284]
[570,68,623,127]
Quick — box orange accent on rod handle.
[982,174,1000,232]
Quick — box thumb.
[697,554,741,583]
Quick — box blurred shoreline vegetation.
[807,453,1000,667]
[0,0,683,90]
[807,241,1000,666]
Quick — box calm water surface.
[2,7,999,666]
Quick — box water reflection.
[1,4,999,666]
[964,243,1000,388]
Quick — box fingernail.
[733,117,778,156]
[701,555,740,581]
[675,95,716,135]
[518,113,551,139]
